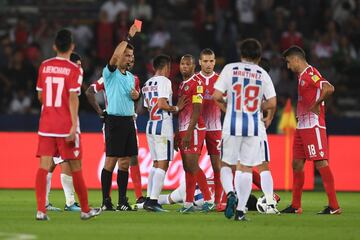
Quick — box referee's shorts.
[104,115,138,157]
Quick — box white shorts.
[260,134,270,162]
[221,134,262,167]
[53,157,64,165]
[146,134,174,161]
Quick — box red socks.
[185,172,196,203]
[130,165,143,199]
[35,168,48,213]
[291,171,305,209]
[196,169,211,201]
[318,166,340,209]
[214,171,222,204]
[72,170,90,213]
[252,170,261,189]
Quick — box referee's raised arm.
[109,24,139,67]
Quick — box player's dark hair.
[126,43,134,50]
[282,45,306,59]
[54,29,73,53]
[181,54,195,63]
[259,57,270,73]
[200,48,215,59]
[240,38,262,61]
[70,52,81,64]
[153,54,171,70]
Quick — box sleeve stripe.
[69,87,81,92]
[91,84,98,93]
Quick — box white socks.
[158,194,170,205]
[235,171,252,211]
[150,168,166,200]
[146,167,156,198]
[46,172,53,206]
[220,166,234,194]
[260,170,275,205]
[61,173,75,207]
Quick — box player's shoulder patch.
[311,74,320,83]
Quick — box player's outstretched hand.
[309,103,320,115]
[177,96,188,111]
[129,24,139,38]
[66,126,76,143]
[130,88,140,100]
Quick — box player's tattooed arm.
[85,85,104,117]
[309,82,335,115]
[212,90,226,112]
[158,96,188,113]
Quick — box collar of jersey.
[182,74,196,84]
[299,65,312,78]
[199,71,215,79]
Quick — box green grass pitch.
[0,190,359,240]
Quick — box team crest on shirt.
[184,86,189,91]
[312,75,320,83]
[74,150,79,157]
[300,80,305,86]
[196,86,203,94]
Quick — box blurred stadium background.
[0,0,359,191]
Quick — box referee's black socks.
[101,168,112,202]
[117,170,129,204]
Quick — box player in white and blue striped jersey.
[213,39,278,221]
[142,55,186,212]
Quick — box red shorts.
[179,129,205,155]
[293,127,328,161]
[36,134,82,160]
[205,130,221,155]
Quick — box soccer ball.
[256,195,277,214]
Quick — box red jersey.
[195,71,221,131]
[178,75,205,131]
[297,66,328,129]
[36,57,83,137]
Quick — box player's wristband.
[125,34,131,42]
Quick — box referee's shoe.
[116,197,137,211]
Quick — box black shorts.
[104,115,138,157]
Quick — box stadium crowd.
[0,0,360,118]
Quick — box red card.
[134,19,142,32]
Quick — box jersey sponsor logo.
[196,85,203,93]
[311,75,320,82]
[192,94,203,103]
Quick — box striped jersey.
[214,62,276,136]
[195,71,222,131]
[297,66,328,129]
[142,76,173,136]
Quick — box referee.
[99,23,140,211]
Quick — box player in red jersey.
[281,46,341,214]
[177,54,213,213]
[85,55,144,209]
[35,29,101,220]
[195,48,223,206]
